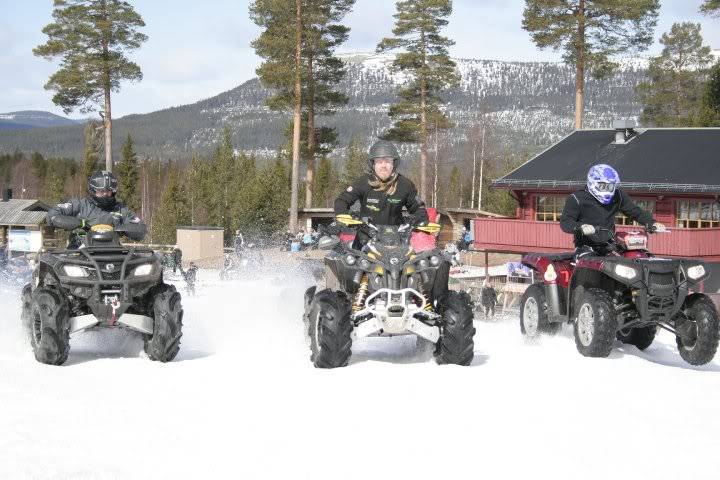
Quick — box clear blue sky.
[1,0,718,118]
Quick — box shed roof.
[0,199,49,226]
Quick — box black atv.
[21,224,183,365]
[519,227,719,366]
[303,215,475,368]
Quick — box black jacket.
[481,286,497,305]
[560,188,655,248]
[334,173,428,226]
[47,197,147,241]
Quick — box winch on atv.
[21,223,183,365]
[303,215,475,368]
[518,226,719,366]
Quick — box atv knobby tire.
[307,289,353,368]
[303,286,317,344]
[21,284,33,344]
[27,287,71,365]
[144,284,183,362]
[519,283,561,338]
[676,295,719,366]
[574,288,617,358]
[617,325,657,351]
[435,291,475,366]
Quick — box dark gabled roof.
[493,128,720,194]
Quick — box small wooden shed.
[176,226,225,266]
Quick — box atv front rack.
[351,288,440,342]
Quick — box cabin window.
[676,201,720,228]
[535,196,564,222]
[616,200,655,226]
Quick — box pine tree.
[184,154,208,226]
[697,62,720,126]
[45,160,67,204]
[341,137,367,186]
[312,156,339,207]
[116,133,140,211]
[33,0,148,171]
[251,158,290,237]
[231,153,258,233]
[251,0,353,209]
[377,0,460,200]
[250,0,303,230]
[301,0,353,208]
[445,166,460,208]
[151,164,189,245]
[206,127,236,237]
[637,22,713,127]
[700,0,720,16]
[81,121,102,180]
[522,0,659,129]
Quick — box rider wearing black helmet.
[47,170,147,246]
[334,139,428,226]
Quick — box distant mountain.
[0,111,83,131]
[0,54,647,162]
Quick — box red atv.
[518,227,719,366]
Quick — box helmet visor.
[595,182,616,193]
[94,189,114,197]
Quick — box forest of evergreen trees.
[5,0,720,245]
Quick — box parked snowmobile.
[519,226,719,366]
[303,214,475,368]
[21,224,183,365]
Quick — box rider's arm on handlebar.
[404,185,429,225]
[116,208,147,241]
[618,190,655,228]
[47,198,83,230]
[334,177,366,216]
[119,221,147,241]
[49,215,85,231]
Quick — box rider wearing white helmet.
[560,164,664,252]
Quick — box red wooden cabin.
[474,123,720,292]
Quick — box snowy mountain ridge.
[0,53,649,160]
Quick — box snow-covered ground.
[1,264,719,480]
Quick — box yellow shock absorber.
[417,279,434,312]
[353,274,369,312]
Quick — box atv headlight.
[687,265,706,280]
[360,259,371,269]
[543,264,557,282]
[429,255,440,266]
[345,254,356,265]
[614,264,638,280]
[132,263,154,277]
[63,265,89,277]
[418,259,429,268]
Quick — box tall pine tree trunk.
[471,146,476,209]
[419,31,428,200]
[305,53,315,209]
[289,0,303,232]
[103,65,113,171]
[478,126,485,211]
[574,0,586,130]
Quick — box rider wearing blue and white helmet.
[560,164,665,252]
[586,164,620,205]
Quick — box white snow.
[1,264,719,480]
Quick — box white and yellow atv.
[303,215,475,368]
